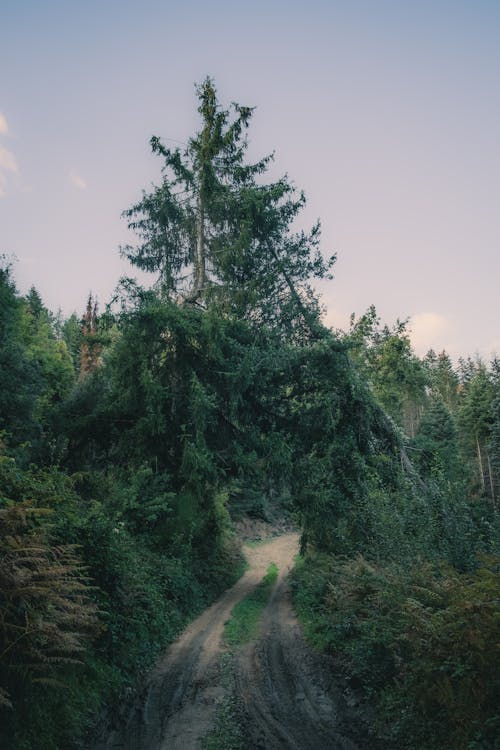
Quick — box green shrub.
[293,553,500,750]
[0,454,244,750]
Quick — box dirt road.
[92,534,365,750]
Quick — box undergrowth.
[0,456,246,750]
[292,551,500,750]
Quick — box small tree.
[488,358,500,506]
[347,308,427,436]
[79,294,101,379]
[413,397,459,478]
[424,349,459,411]
[457,360,495,502]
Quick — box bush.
[0,454,244,749]
[292,552,500,750]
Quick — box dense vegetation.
[293,310,500,750]
[1,79,498,749]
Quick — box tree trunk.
[194,195,206,298]
[486,451,496,510]
[476,434,485,489]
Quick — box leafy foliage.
[347,306,427,436]
[293,553,500,750]
[293,312,500,750]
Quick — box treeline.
[294,307,500,750]
[1,78,498,750]
[348,305,499,509]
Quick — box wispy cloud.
[69,171,87,190]
[0,145,19,197]
[0,147,18,173]
[0,113,8,135]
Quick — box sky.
[1,0,499,361]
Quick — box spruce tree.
[424,349,459,410]
[457,361,495,500]
[487,358,500,507]
[121,77,335,337]
[413,397,459,477]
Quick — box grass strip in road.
[200,691,246,750]
[223,562,278,646]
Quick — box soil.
[91,534,368,750]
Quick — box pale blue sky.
[1,0,499,359]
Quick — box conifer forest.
[1,80,498,750]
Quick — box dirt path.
[235,552,363,750]
[92,534,365,750]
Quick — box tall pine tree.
[121,78,335,338]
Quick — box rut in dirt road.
[235,564,363,750]
[92,533,365,750]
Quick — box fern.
[0,503,99,707]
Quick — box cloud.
[69,171,87,190]
[0,113,8,135]
[0,147,18,173]
[0,146,19,197]
[409,312,450,355]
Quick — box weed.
[223,563,278,646]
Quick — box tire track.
[92,533,366,750]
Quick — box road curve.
[92,533,365,750]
